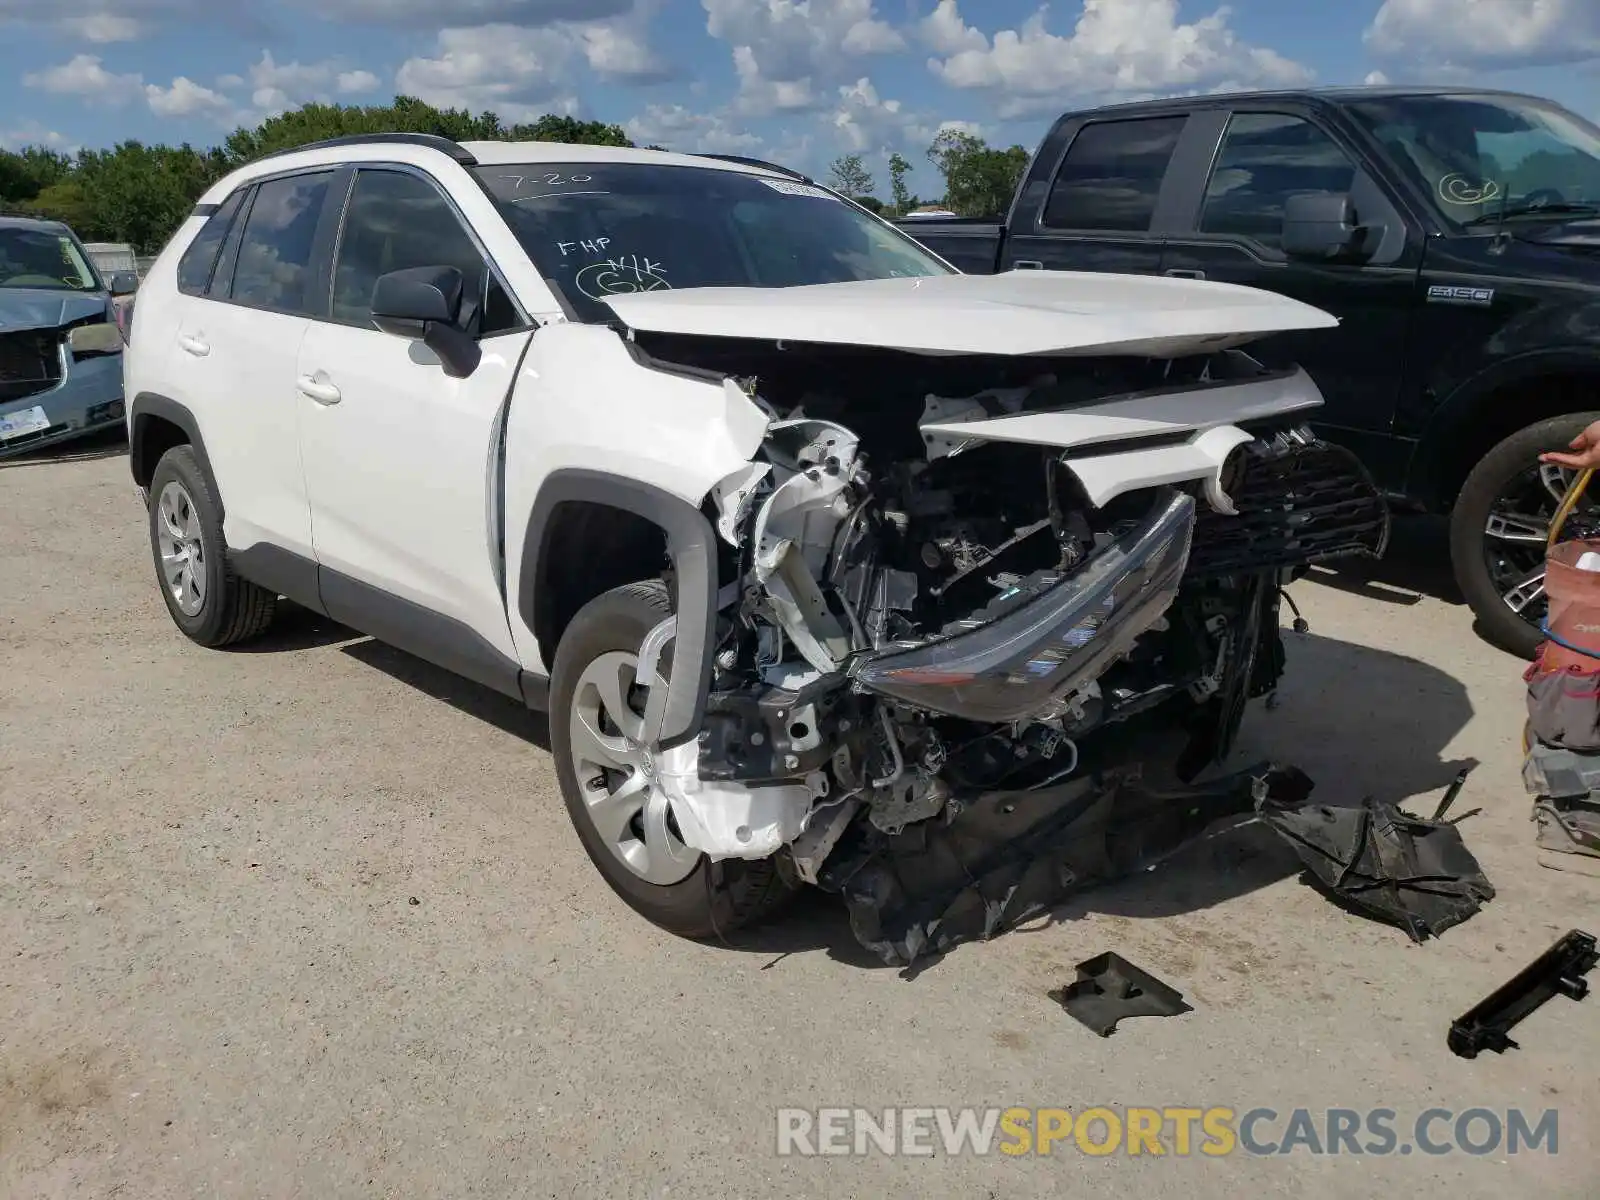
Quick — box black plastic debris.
[1255,790,1494,943]
[824,751,1315,968]
[1049,952,1193,1037]
[1449,929,1598,1059]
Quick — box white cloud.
[396,6,672,116]
[396,25,582,119]
[203,51,386,118]
[314,0,633,24]
[23,55,145,105]
[924,0,1315,118]
[1363,69,1390,86]
[704,0,906,115]
[578,14,674,81]
[146,76,235,119]
[60,12,144,41]
[0,121,74,152]
[831,76,942,155]
[338,69,381,93]
[626,102,764,152]
[22,49,385,127]
[1366,0,1600,69]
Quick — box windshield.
[474,162,953,322]
[1347,93,1600,228]
[0,227,102,291]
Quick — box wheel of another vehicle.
[146,445,277,647]
[549,580,794,939]
[1450,412,1600,658]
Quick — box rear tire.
[549,580,794,938]
[147,445,277,647]
[1450,412,1600,658]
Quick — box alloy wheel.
[156,480,207,617]
[1482,460,1598,635]
[567,649,699,886]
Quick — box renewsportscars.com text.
[775,1106,1561,1158]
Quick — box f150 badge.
[1427,285,1495,307]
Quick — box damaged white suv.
[125,135,1388,963]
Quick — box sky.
[3,0,1599,196]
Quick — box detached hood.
[603,270,1338,358]
[0,287,109,333]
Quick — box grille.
[1185,431,1390,578]
[0,329,63,402]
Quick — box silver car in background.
[0,216,138,458]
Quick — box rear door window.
[1043,117,1187,231]
[176,189,245,296]
[228,171,335,315]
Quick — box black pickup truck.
[896,86,1600,656]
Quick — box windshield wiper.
[1462,201,1600,226]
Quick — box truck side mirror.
[370,264,481,379]
[1282,193,1362,260]
[107,271,139,297]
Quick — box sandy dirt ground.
[2,434,1598,1198]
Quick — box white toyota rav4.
[124,134,1388,963]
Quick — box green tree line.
[0,96,633,253]
[1,92,1030,253]
[828,129,1031,219]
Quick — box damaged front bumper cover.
[849,490,1196,724]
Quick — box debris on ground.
[1255,789,1495,944]
[1049,952,1192,1037]
[1449,929,1598,1059]
[829,757,1315,967]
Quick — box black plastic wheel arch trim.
[128,392,222,506]
[521,468,719,750]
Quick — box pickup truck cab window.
[1043,116,1187,231]
[473,162,951,324]
[229,171,336,316]
[1200,113,1358,250]
[331,167,520,335]
[1346,93,1600,229]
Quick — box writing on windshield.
[474,161,951,322]
[0,228,101,292]
[1348,94,1600,228]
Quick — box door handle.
[1164,268,1206,280]
[296,375,342,405]
[1012,260,1044,270]
[177,334,210,357]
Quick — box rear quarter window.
[176,190,245,297]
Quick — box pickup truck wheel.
[146,446,277,647]
[549,580,794,938]
[1450,412,1600,658]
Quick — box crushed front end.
[634,337,1389,963]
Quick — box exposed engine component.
[635,341,1389,946]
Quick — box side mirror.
[1282,193,1362,260]
[370,264,482,379]
[107,271,139,297]
[68,321,124,356]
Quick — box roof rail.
[255,132,478,166]
[695,153,814,184]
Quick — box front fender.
[1409,345,1600,506]
[502,323,768,725]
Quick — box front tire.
[549,580,793,938]
[147,445,277,647]
[1450,412,1600,658]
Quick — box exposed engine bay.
[632,335,1391,963]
